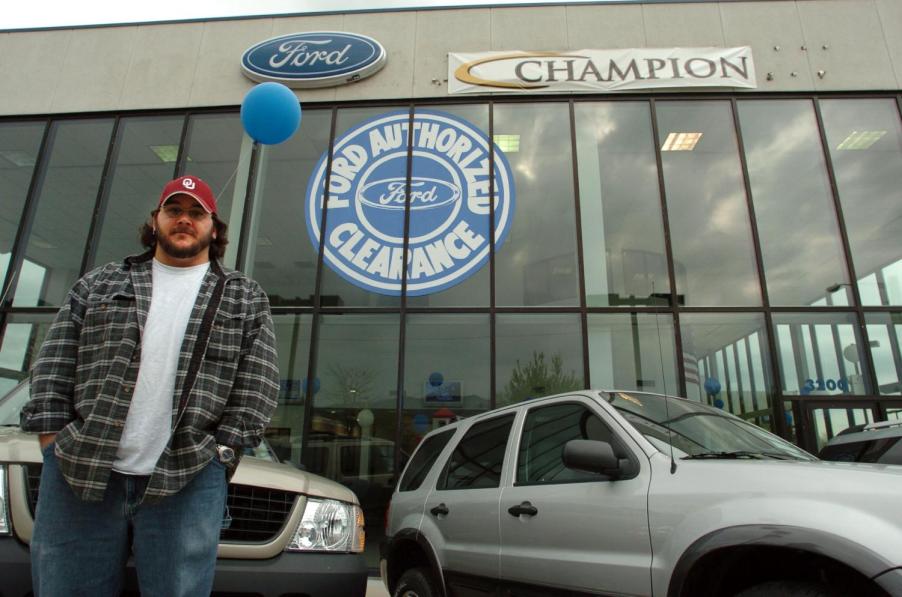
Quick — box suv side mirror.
[563,439,625,479]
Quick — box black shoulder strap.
[176,275,226,416]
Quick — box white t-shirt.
[113,259,209,475]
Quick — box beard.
[157,227,213,260]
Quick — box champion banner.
[449,47,756,94]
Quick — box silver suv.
[381,390,902,597]
[0,381,368,597]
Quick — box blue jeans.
[31,445,228,597]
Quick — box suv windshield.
[606,391,815,461]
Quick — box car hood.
[0,426,359,506]
[660,457,902,496]
[649,454,902,561]
[0,426,42,463]
[233,456,359,504]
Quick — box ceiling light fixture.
[149,145,180,163]
[836,131,886,150]
[661,132,703,151]
[493,134,520,153]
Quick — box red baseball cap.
[158,175,217,214]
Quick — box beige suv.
[0,381,368,597]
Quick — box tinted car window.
[439,415,514,490]
[399,429,455,492]
[517,402,620,485]
[820,437,902,465]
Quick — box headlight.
[0,465,10,535]
[286,498,364,553]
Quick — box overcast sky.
[3,0,629,30]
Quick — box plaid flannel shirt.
[20,251,280,502]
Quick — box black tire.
[393,566,440,597]
[734,580,835,597]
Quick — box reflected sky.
[738,99,850,307]
[657,101,761,306]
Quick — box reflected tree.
[502,351,581,404]
[326,364,376,405]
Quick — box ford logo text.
[241,32,387,88]
[358,178,461,211]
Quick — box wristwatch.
[216,444,237,466]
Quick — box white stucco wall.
[0,0,900,116]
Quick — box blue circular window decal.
[306,110,515,296]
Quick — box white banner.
[449,47,756,94]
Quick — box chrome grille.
[24,465,296,543]
[222,483,296,542]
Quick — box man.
[20,175,280,596]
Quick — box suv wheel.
[735,580,835,597]
[394,567,439,597]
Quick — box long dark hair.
[139,209,229,260]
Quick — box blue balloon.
[412,414,429,434]
[713,398,725,409]
[240,82,301,145]
[704,377,722,396]
[428,372,444,387]
[301,376,320,395]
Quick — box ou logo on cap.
[306,110,515,296]
[182,178,196,190]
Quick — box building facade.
[1,0,901,566]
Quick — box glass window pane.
[657,101,761,306]
[317,107,404,307]
[820,99,902,307]
[398,428,455,492]
[517,402,613,485]
[496,313,583,407]
[493,103,579,306]
[403,314,490,456]
[182,113,246,267]
[311,313,399,567]
[587,313,677,394]
[91,116,184,268]
[773,312,870,396]
[0,313,55,396]
[866,312,902,396]
[0,121,45,289]
[439,414,514,490]
[738,100,852,306]
[266,314,313,463]
[248,110,332,306]
[13,119,115,306]
[575,102,670,306]
[680,313,775,431]
[407,104,491,308]
[782,401,801,447]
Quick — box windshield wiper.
[682,450,792,460]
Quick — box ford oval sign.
[306,110,516,296]
[241,32,386,88]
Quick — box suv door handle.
[507,501,538,517]
[430,503,449,517]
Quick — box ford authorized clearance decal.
[306,111,515,296]
[241,32,387,88]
